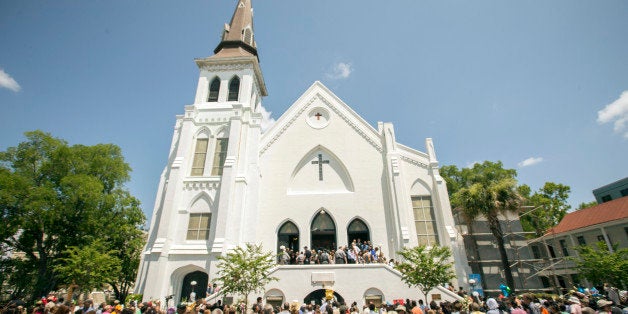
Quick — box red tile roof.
[546,196,628,235]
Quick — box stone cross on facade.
[311,154,329,181]
[314,112,323,120]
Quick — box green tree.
[395,245,455,304]
[577,201,598,210]
[571,242,628,288]
[107,222,146,302]
[0,131,145,301]
[440,161,523,294]
[214,243,277,309]
[54,240,121,298]
[519,182,571,237]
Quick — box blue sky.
[1,1,627,222]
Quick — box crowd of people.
[2,284,626,314]
[278,240,394,266]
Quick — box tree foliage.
[54,240,121,294]
[440,161,523,294]
[0,131,145,301]
[214,243,277,309]
[571,242,628,288]
[577,201,598,210]
[395,245,455,303]
[519,182,571,237]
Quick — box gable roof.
[259,81,383,155]
[546,196,628,235]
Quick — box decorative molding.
[223,156,236,168]
[401,226,410,242]
[260,94,383,155]
[391,156,400,175]
[260,96,315,154]
[201,62,253,73]
[182,179,221,191]
[172,157,184,169]
[399,155,429,169]
[321,95,383,153]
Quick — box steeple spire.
[212,0,258,58]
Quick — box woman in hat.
[595,300,612,314]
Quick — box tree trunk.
[112,284,121,302]
[487,214,516,295]
[33,238,56,302]
[244,293,249,314]
[66,281,78,303]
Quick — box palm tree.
[441,161,523,294]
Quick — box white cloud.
[326,62,352,80]
[518,157,543,168]
[597,91,628,138]
[0,68,21,92]
[259,104,276,133]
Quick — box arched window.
[311,210,336,251]
[347,218,370,245]
[411,196,439,246]
[228,76,240,101]
[277,221,299,254]
[191,137,209,176]
[208,77,220,102]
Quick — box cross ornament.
[314,112,323,120]
[311,154,330,181]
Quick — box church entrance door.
[311,210,336,251]
[180,271,208,303]
[303,289,344,306]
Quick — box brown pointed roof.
[212,0,258,59]
[545,196,628,235]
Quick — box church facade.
[136,0,470,305]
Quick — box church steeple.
[212,0,258,59]
[195,0,267,101]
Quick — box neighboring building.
[528,196,628,291]
[135,0,469,305]
[592,177,628,204]
[453,210,546,295]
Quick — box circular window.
[306,107,331,129]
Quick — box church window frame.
[228,76,240,101]
[277,220,300,254]
[310,209,337,251]
[208,77,220,102]
[411,195,439,246]
[211,137,229,176]
[347,218,370,245]
[191,136,210,176]
[186,212,212,240]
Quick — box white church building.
[136,0,470,306]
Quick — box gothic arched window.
[228,76,240,101]
[311,210,336,251]
[277,221,299,254]
[347,218,370,245]
[208,77,220,102]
